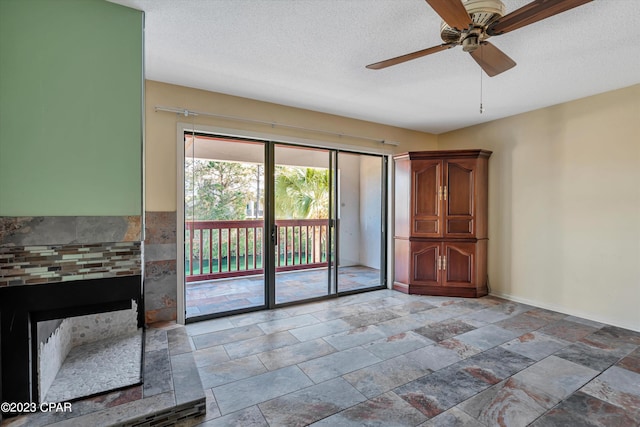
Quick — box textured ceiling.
[110,0,640,134]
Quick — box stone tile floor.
[185,289,640,426]
[186,265,382,317]
[6,288,639,426]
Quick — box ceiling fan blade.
[487,0,593,35]
[425,0,472,31]
[366,43,456,70]
[470,42,516,77]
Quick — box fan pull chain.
[479,67,484,114]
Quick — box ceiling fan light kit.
[440,0,505,52]
[366,0,593,76]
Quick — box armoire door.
[444,159,476,238]
[441,242,476,288]
[410,241,441,286]
[411,159,442,238]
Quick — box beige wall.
[438,84,640,331]
[145,80,437,211]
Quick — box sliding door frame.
[334,150,389,297]
[176,122,393,324]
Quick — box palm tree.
[275,166,329,264]
[274,166,329,219]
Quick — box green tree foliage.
[185,158,259,220]
[275,166,329,219]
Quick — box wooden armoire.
[393,149,491,297]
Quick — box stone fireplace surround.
[0,216,143,407]
[1,216,206,425]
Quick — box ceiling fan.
[366,0,593,76]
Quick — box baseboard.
[489,291,640,333]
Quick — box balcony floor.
[186,265,382,318]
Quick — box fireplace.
[0,215,144,413]
[0,275,144,405]
[36,299,142,402]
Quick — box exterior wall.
[360,155,383,269]
[438,84,640,331]
[338,154,361,267]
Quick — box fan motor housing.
[440,0,506,44]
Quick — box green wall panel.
[0,0,143,216]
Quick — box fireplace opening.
[36,301,143,402]
[0,275,144,406]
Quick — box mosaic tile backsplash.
[0,216,142,287]
[0,242,141,286]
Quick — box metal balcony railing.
[185,219,328,282]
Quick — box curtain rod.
[154,105,400,146]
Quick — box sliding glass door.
[273,144,334,304]
[183,132,386,321]
[184,134,266,318]
[336,152,387,294]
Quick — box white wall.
[359,155,382,269]
[438,85,640,331]
[337,153,384,270]
[338,153,361,266]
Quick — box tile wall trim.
[0,215,142,287]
